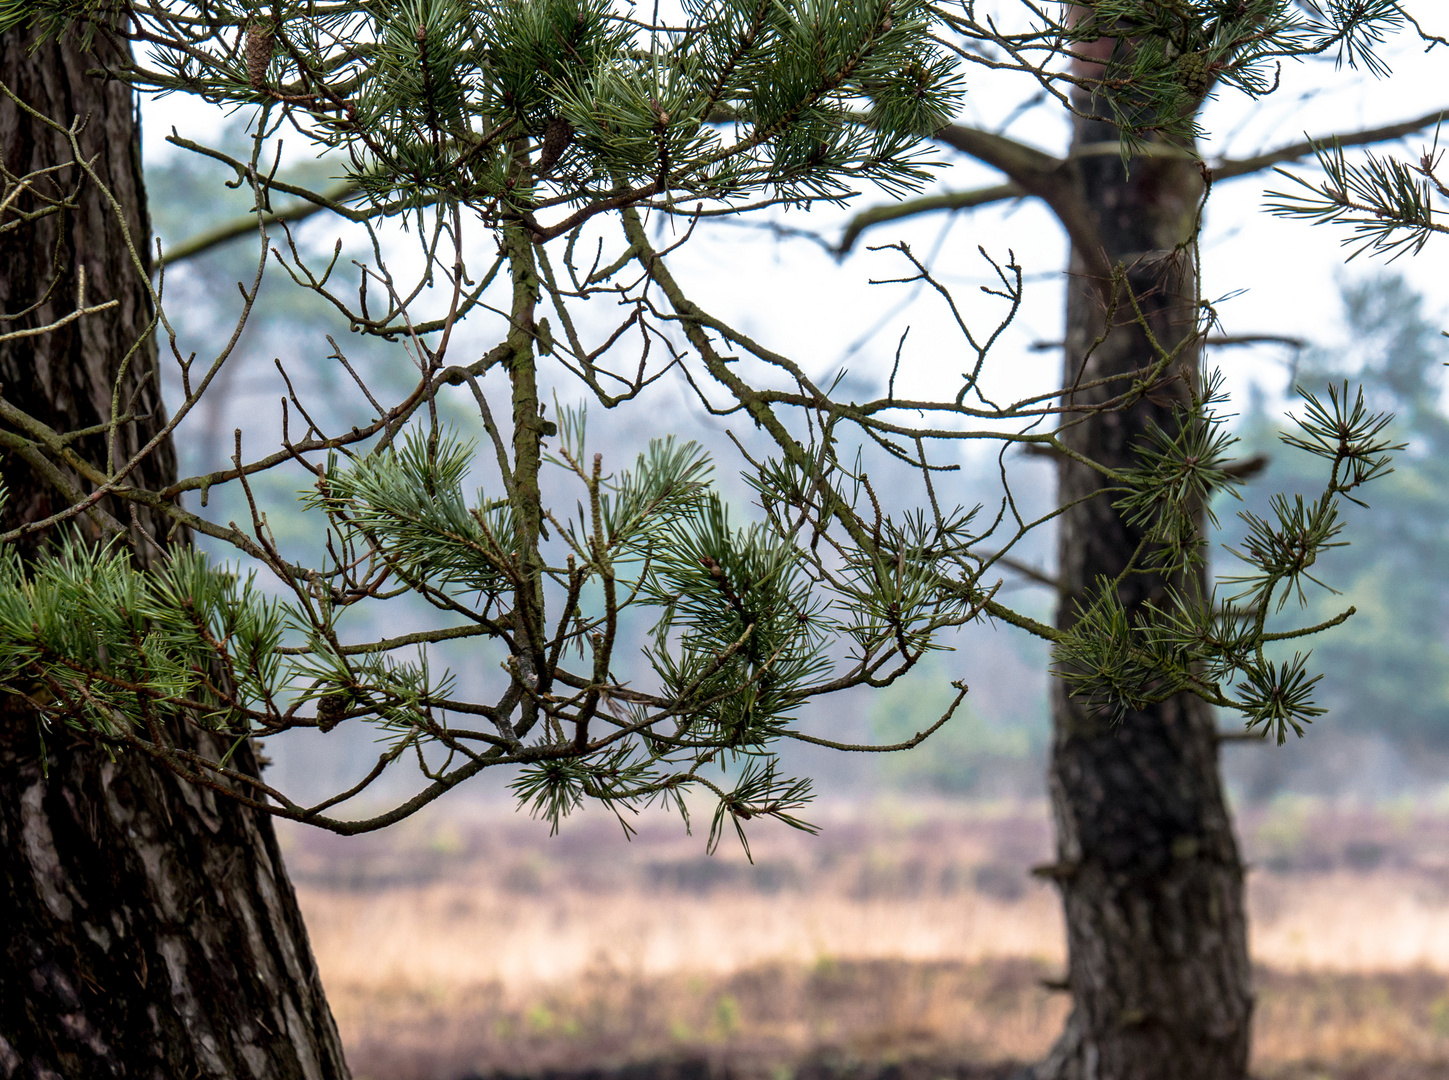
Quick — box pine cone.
[535,116,575,179]
[316,691,348,732]
[246,20,274,92]
[1172,50,1211,99]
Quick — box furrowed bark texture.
[0,29,350,1080]
[1031,117,1253,1078]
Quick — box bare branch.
[837,182,1022,255]
[1214,108,1448,181]
[159,178,361,266]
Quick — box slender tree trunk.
[0,29,350,1079]
[1030,112,1253,1078]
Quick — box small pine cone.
[1172,50,1211,99]
[246,20,275,92]
[316,691,348,732]
[535,116,575,179]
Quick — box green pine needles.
[10,0,968,221]
[0,0,1429,844]
[1056,380,1403,744]
[1268,134,1449,260]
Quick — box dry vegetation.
[282,800,1449,1080]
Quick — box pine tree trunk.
[0,29,351,1079]
[1030,113,1254,1079]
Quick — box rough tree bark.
[1029,114,1253,1078]
[0,29,351,1080]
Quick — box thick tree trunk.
[0,30,350,1080]
[1031,116,1254,1078]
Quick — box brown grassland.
[282,799,1449,1080]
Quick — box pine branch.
[931,121,1063,183]
[843,110,1449,263]
[927,121,1107,271]
[1213,108,1448,181]
[836,182,1021,254]
[159,178,362,267]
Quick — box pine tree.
[0,1,1422,1074]
[0,28,347,1077]
[835,5,1445,1074]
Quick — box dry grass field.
[281,799,1449,1080]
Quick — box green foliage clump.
[1229,277,1449,755]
